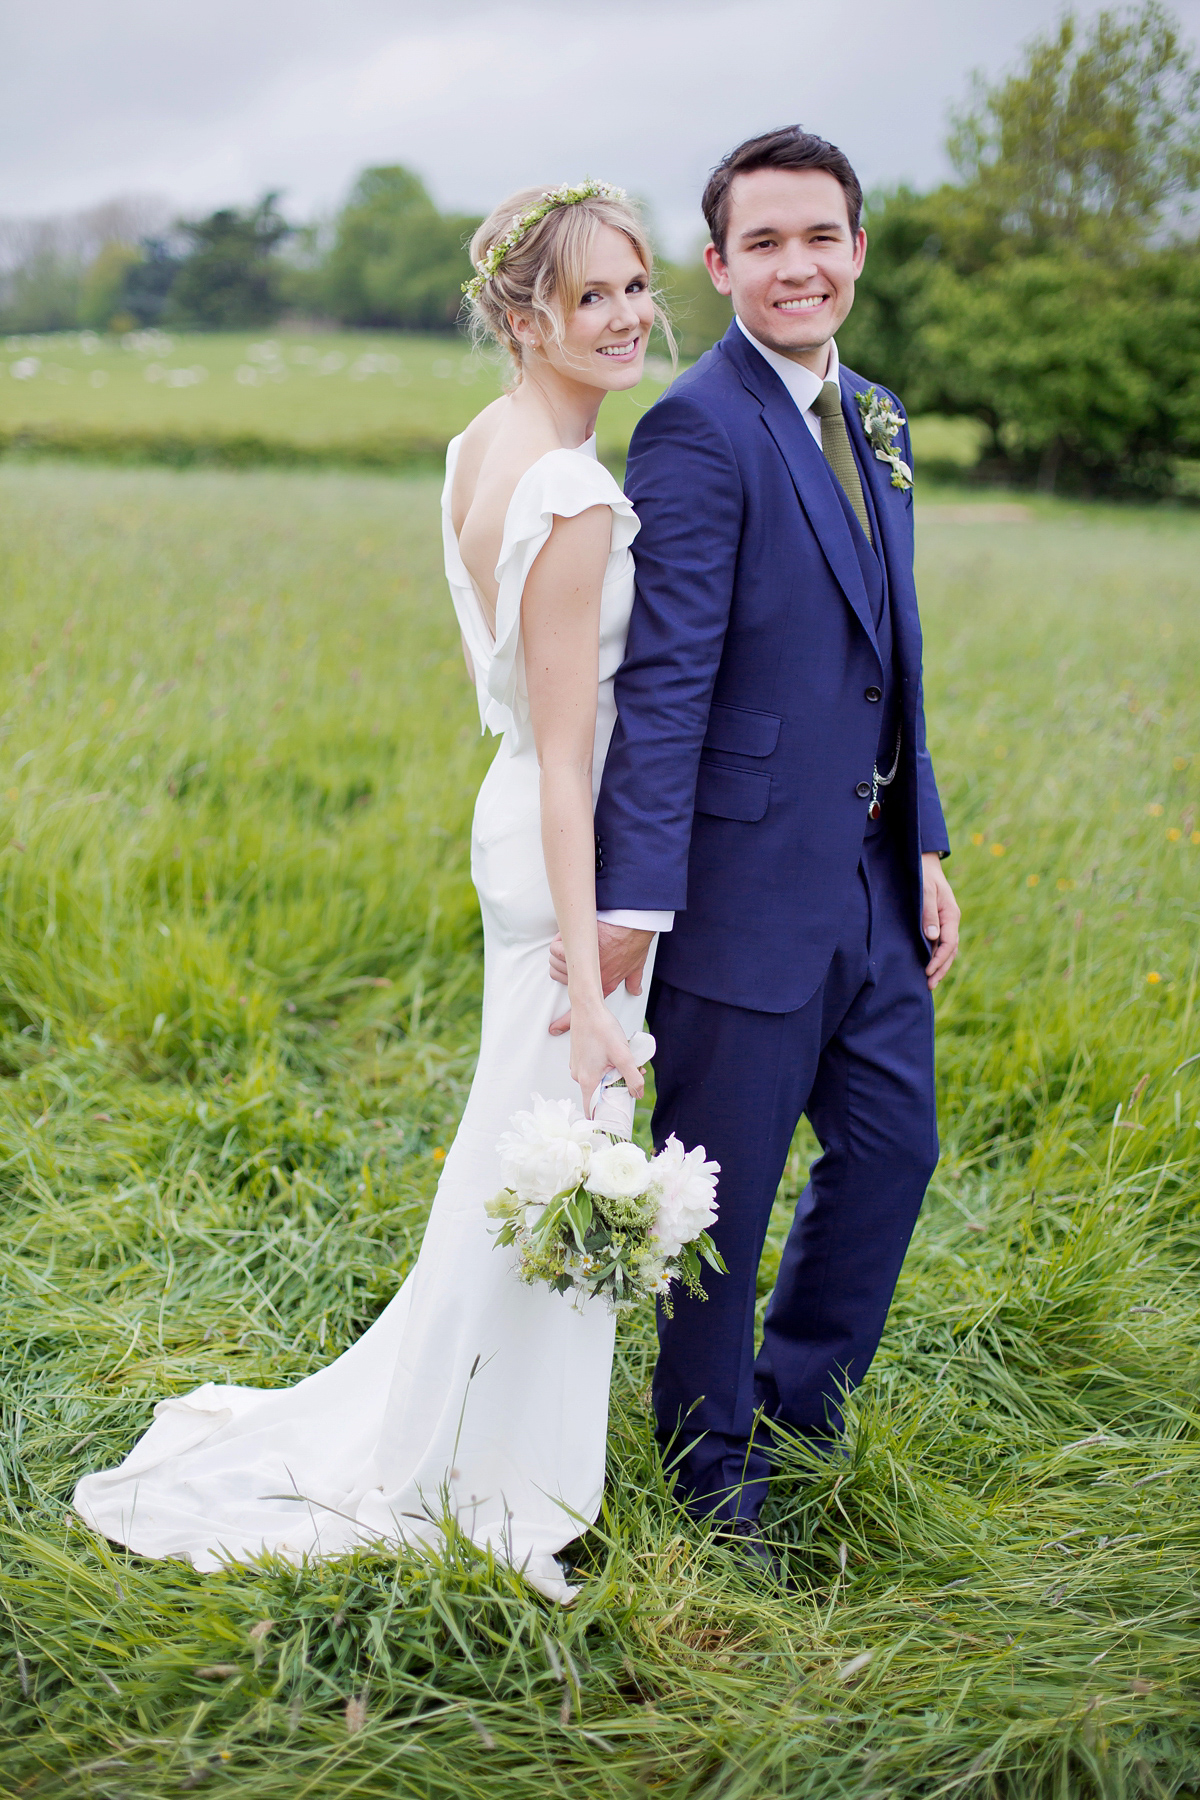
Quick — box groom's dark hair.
[702,127,863,255]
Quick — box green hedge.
[0,423,451,472]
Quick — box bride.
[74,181,668,1603]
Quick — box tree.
[0,248,82,333]
[948,1,1200,250]
[834,189,948,403]
[0,196,167,332]
[907,245,1200,493]
[117,239,184,327]
[834,180,1021,404]
[655,261,731,360]
[833,5,1200,492]
[80,241,142,329]
[321,166,480,331]
[168,195,290,329]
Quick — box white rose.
[648,1134,720,1258]
[496,1093,597,1204]
[585,1139,653,1202]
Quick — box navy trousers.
[646,824,938,1522]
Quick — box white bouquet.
[488,1037,725,1315]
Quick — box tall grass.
[1,464,1199,1796]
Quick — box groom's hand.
[548,924,655,1035]
[922,852,960,991]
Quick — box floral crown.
[462,179,628,303]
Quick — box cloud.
[5,0,1200,254]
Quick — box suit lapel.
[721,328,880,660]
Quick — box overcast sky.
[6,0,1200,254]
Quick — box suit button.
[855,780,872,799]
[864,685,882,702]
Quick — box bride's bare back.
[451,396,566,632]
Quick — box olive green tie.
[812,380,873,545]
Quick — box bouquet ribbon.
[589,1030,656,1136]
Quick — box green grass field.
[0,329,984,474]
[0,329,673,469]
[1,457,1199,1798]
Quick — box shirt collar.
[735,314,839,413]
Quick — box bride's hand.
[568,1000,645,1117]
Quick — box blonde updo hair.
[465,185,673,379]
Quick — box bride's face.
[541,224,655,391]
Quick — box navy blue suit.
[594,323,949,1520]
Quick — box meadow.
[0,452,1198,1799]
[0,328,984,475]
[0,329,670,470]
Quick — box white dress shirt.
[735,313,839,443]
[597,323,841,938]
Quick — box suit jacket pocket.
[703,702,781,758]
[694,760,771,822]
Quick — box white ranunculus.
[648,1134,720,1258]
[496,1093,597,1204]
[586,1139,653,1202]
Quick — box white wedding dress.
[74,437,652,1603]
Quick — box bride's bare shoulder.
[451,399,506,512]
[452,399,559,518]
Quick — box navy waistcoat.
[820,449,899,782]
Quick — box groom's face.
[704,167,867,371]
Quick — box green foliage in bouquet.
[487,1099,725,1316]
[488,1181,719,1317]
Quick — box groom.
[558,126,960,1540]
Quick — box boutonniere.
[856,387,913,491]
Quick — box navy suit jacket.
[593,321,950,1015]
